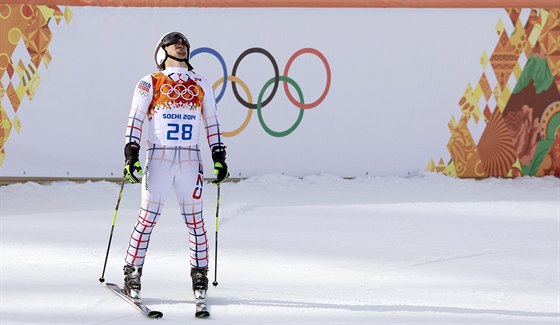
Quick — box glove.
[123,142,143,184]
[211,146,229,184]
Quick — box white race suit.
[124,67,224,269]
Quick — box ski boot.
[191,267,210,318]
[123,264,142,300]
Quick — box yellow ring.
[541,101,560,140]
[8,28,22,45]
[0,53,10,70]
[20,4,33,19]
[0,4,12,19]
[212,75,252,137]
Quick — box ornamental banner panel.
[0,5,558,178]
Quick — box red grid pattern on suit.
[180,191,208,268]
[125,199,163,266]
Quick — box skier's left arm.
[201,77,229,184]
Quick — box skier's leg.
[123,166,173,298]
[125,167,173,266]
[174,161,209,271]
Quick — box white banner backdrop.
[0,7,511,178]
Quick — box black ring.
[231,47,279,110]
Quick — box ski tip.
[148,310,164,319]
[195,311,210,318]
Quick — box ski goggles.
[161,32,190,48]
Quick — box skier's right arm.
[124,76,153,183]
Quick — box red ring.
[283,48,331,110]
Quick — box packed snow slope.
[1,174,559,324]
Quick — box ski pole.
[99,178,126,283]
[212,184,221,287]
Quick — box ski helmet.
[154,31,194,71]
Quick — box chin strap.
[167,53,188,64]
[163,47,194,70]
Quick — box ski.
[194,289,210,318]
[106,283,163,319]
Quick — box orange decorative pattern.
[0,4,71,166]
[479,73,493,101]
[432,8,560,178]
[539,9,560,94]
[538,131,560,175]
[490,29,518,91]
[458,84,482,123]
[478,107,517,177]
[447,115,487,178]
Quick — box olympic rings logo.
[160,83,200,100]
[136,88,149,98]
[190,47,331,137]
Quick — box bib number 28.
[167,123,193,141]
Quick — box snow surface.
[1,174,559,324]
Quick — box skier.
[121,31,229,305]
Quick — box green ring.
[256,76,304,137]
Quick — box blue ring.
[190,47,228,103]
